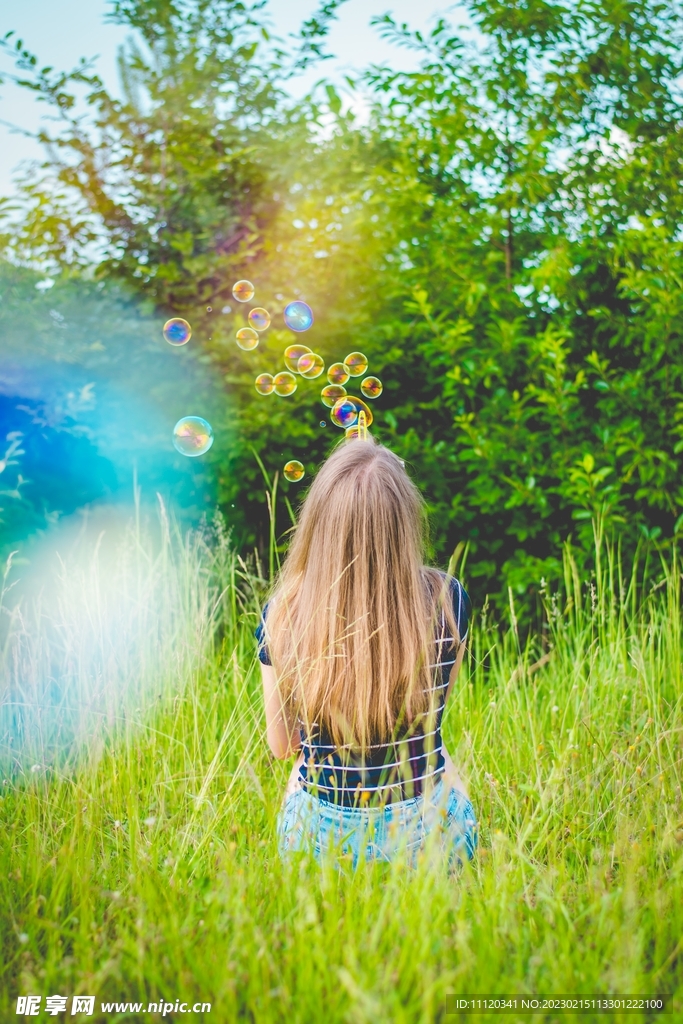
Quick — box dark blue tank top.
[255,575,470,807]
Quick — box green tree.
[4,0,683,612]
[0,0,350,554]
[3,1,309,304]
[282,0,683,605]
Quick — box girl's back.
[257,437,477,865]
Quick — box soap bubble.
[284,300,314,333]
[343,352,368,376]
[331,398,357,429]
[255,373,275,395]
[298,352,325,379]
[346,410,370,440]
[345,423,371,440]
[163,318,192,346]
[331,396,373,429]
[236,327,259,351]
[284,344,311,373]
[327,362,350,385]
[232,280,255,303]
[360,376,383,399]
[283,460,305,482]
[173,416,214,457]
[321,383,347,407]
[206,305,212,312]
[274,371,297,396]
[320,420,326,427]
[248,307,271,331]
[353,398,373,426]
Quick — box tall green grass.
[0,510,681,1022]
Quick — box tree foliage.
[3,0,683,609]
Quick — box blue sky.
[0,0,464,196]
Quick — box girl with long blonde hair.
[255,436,477,865]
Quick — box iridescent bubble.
[353,398,373,427]
[206,306,212,312]
[345,423,371,440]
[173,416,214,457]
[327,362,350,386]
[284,300,314,333]
[343,352,368,377]
[274,371,297,396]
[236,327,259,351]
[360,376,383,399]
[346,409,370,441]
[321,383,347,408]
[232,280,255,303]
[298,352,325,379]
[248,307,271,331]
[284,344,311,373]
[255,373,274,395]
[320,420,326,427]
[283,460,305,482]
[163,318,192,346]
[331,396,373,429]
[331,398,358,429]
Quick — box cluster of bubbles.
[245,297,383,482]
[162,280,385,480]
[321,354,380,438]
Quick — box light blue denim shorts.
[278,777,477,868]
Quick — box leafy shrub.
[3,0,683,612]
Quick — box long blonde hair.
[266,437,460,749]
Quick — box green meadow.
[0,513,681,1022]
[2,0,683,1019]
